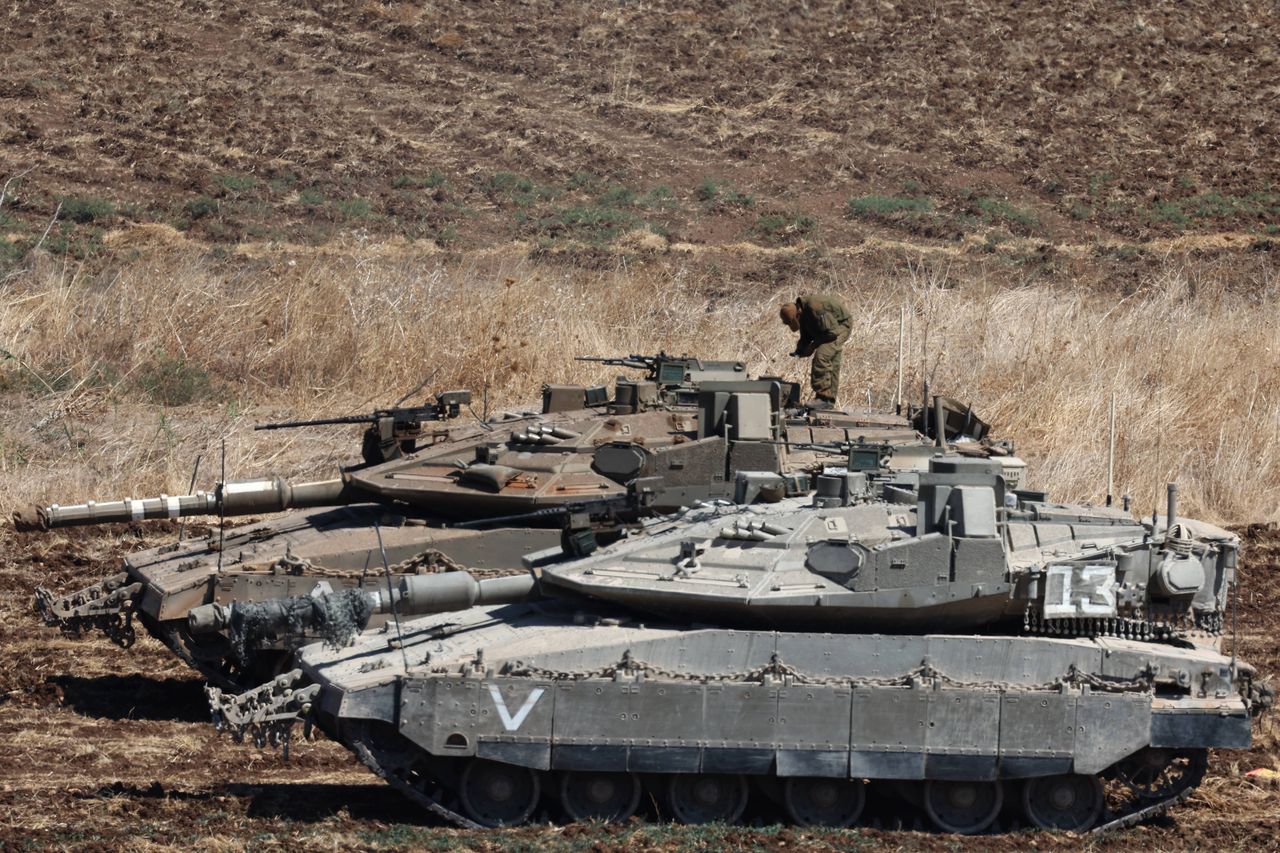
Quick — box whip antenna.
[1106,393,1116,507]
[178,454,202,543]
[375,520,411,673]
[895,303,905,414]
[217,439,226,572]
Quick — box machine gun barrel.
[449,495,636,530]
[253,391,473,432]
[574,354,659,371]
[13,477,357,531]
[255,414,379,430]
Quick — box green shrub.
[335,197,372,219]
[135,355,214,406]
[215,174,258,194]
[184,195,219,220]
[845,194,933,220]
[696,177,754,210]
[539,203,644,244]
[638,185,676,209]
[488,172,557,206]
[974,197,1038,230]
[393,170,447,189]
[1149,200,1188,227]
[59,196,115,224]
[751,211,816,245]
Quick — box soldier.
[779,293,852,409]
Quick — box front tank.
[210,461,1270,833]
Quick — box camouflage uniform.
[791,294,852,403]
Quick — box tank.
[23,353,1021,687]
[207,457,1270,833]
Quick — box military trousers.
[810,325,851,401]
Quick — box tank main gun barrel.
[13,477,357,532]
[187,571,540,654]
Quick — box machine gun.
[451,490,655,558]
[576,353,748,389]
[255,390,473,465]
[574,354,664,373]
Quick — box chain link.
[501,651,1153,695]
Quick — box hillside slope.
[1,0,1276,260]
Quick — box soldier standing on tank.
[779,294,852,410]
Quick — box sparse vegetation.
[58,196,115,224]
[846,194,933,222]
[393,171,447,190]
[696,177,754,212]
[215,174,258,195]
[751,211,816,246]
[488,172,557,207]
[971,196,1039,231]
[334,197,372,219]
[134,354,215,406]
[298,188,325,207]
[184,195,218,220]
[6,251,1271,523]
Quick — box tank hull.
[60,504,560,687]
[278,600,1253,831]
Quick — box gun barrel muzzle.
[18,477,354,530]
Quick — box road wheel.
[1022,774,1104,831]
[923,779,1003,834]
[782,777,866,827]
[666,774,749,825]
[560,771,641,823]
[459,759,541,827]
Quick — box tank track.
[1092,785,1197,834]
[1022,609,1222,644]
[348,728,481,829]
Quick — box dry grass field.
[2,0,1279,849]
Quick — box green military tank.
[22,353,1021,687]
[208,456,1269,833]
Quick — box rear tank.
[209,457,1270,833]
[25,355,1019,688]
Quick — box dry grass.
[2,242,1278,524]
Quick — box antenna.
[178,454,202,543]
[216,439,226,572]
[1231,547,1239,676]
[375,520,411,673]
[394,369,439,407]
[1106,393,1116,507]
[895,304,905,414]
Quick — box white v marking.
[487,684,545,731]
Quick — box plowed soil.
[0,523,1276,851]
[3,0,1280,848]
[2,0,1278,279]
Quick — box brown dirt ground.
[1,0,1277,283]
[0,523,1276,852]
[2,0,1280,848]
